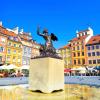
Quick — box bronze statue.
[37,26,58,57]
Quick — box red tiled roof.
[22,32,31,36]
[0,26,17,37]
[59,44,71,49]
[19,34,29,41]
[86,35,100,45]
[0,26,21,42]
[71,35,88,42]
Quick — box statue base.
[29,57,64,93]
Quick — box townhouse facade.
[31,41,40,58]
[0,23,22,66]
[0,25,7,65]
[18,31,32,65]
[69,27,93,68]
[6,36,22,66]
[59,44,71,68]
[86,35,100,67]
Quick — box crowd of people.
[0,70,25,78]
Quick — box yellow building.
[59,44,71,68]
[70,27,93,68]
[6,32,22,66]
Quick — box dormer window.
[80,33,82,36]
[85,32,87,35]
[82,32,84,36]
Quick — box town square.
[0,0,100,100]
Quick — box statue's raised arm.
[37,26,46,36]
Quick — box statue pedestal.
[29,57,64,93]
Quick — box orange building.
[70,27,93,68]
[0,34,7,65]
[0,23,22,66]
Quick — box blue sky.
[0,0,100,48]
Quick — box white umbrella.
[0,65,7,69]
[7,64,18,69]
[76,67,86,71]
[20,65,29,69]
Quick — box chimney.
[0,21,2,26]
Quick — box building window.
[88,46,90,50]
[92,45,94,50]
[8,42,11,46]
[97,59,100,64]
[82,52,84,56]
[19,45,21,48]
[1,37,6,43]
[85,32,87,35]
[92,52,95,56]
[96,52,100,56]
[78,59,81,64]
[93,60,96,64]
[0,47,4,52]
[74,60,76,65]
[6,56,10,61]
[13,56,16,62]
[14,44,16,47]
[89,60,92,64]
[82,45,84,50]
[77,46,80,50]
[88,53,91,57]
[18,50,21,54]
[0,56,2,62]
[96,45,99,49]
[82,59,85,65]
[73,47,75,51]
[13,50,16,54]
[78,52,80,56]
[73,53,76,57]
[7,49,10,54]
[82,32,84,36]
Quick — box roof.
[59,44,71,50]
[18,33,32,41]
[0,26,21,42]
[19,35,29,41]
[22,32,31,36]
[86,35,100,45]
[0,26,17,37]
[70,35,88,42]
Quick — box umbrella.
[76,67,86,71]
[5,64,18,69]
[0,65,7,69]
[64,68,71,73]
[20,65,29,69]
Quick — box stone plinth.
[29,57,64,93]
